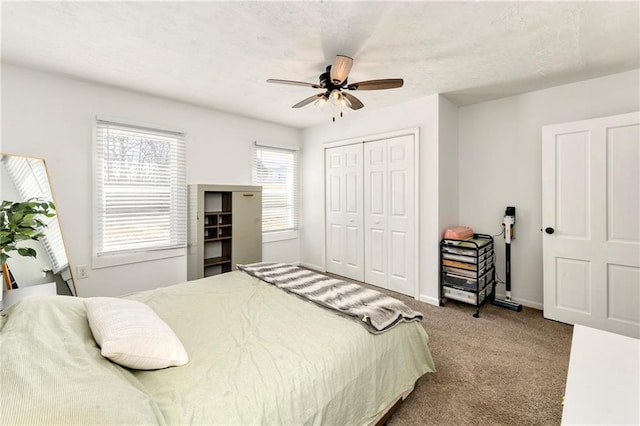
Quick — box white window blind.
[2,156,68,273]
[253,145,298,233]
[94,118,186,256]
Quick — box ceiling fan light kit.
[314,96,328,108]
[267,55,403,121]
[329,55,353,85]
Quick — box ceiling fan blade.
[330,55,353,85]
[267,79,321,89]
[292,93,324,108]
[342,92,364,110]
[347,78,404,91]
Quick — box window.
[94,117,186,267]
[253,144,298,238]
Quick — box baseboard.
[419,294,440,306]
[494,293,542,310]
[296,262,323,272]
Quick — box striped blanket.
[237,262,423,334]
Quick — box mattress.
[1,270,435,425]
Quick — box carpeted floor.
[377,289,574,426]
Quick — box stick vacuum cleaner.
[492,206,523,312]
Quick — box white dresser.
[562,325,640,425]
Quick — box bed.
[1,265,435,425]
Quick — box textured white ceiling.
[2,1,639,129]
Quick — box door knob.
[545,227,555,234]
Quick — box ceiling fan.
[267,55,403,118]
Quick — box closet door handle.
[545,227,555,235]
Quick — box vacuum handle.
[545,227,555,235]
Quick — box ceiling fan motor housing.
[319,66,347,93]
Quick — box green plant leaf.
[1,198,56,263]
[17,247,37,258]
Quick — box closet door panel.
[326,154,344,274]
[387,135,415,296]
[343,145,364,281]
[390,170,407,216]
[345,173,358,213]
[366,227,387,286]
[325,144,364,281]
[327,223,342,266]
[345,225,361,269]
[369,171,385,215]
[364,140,388,287]
[329,175,341,212]
[390,231,407,277]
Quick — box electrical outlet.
[76,264,89,279]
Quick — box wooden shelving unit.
[187,184,263,281]
[202,193,232,275]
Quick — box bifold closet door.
[325,144,364,281]
[364,135,415,296]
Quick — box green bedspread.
[1,271,435,425]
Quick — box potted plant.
[0,198,56,289]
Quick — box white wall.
[300,94,455,305]
[438,96,459,233]
[1,64,301,297]
[5,62,635,306]
[458,69,640,308]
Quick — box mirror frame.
[0,152,77,296]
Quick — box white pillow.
[84,297,189,370]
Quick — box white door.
[325,143,364,281]
[364,135,415,296]
[542,111,640,338]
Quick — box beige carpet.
[379,289,573,425]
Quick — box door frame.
[322,127,421,299]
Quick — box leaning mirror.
[0,153,76,305]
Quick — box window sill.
[92,247,186,269]
[263,230,299,243]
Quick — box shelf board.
[204,236,232,242]
[204,211,232,215]
[204,256,231,267]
